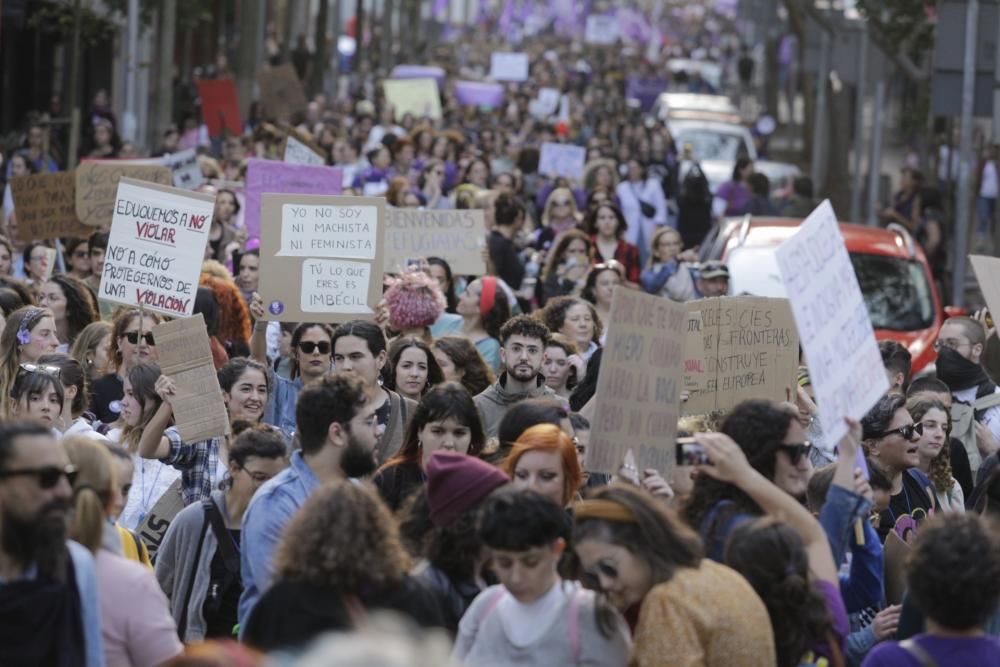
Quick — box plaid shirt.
[163,427,221,505]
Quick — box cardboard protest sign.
[588,289,686,474]
[390,65,447,88]
[775,200,889,445]
[256,64,309,120]
[883,530,909,605]
[75,162,172,227]
[539,142,586,181]
[282,133,326,166]
[8,171,92,241]
[384,208,486,275]
[970,255,1000,321]
[136,478,183,560]
[196,78,242,138]
[161,149,205,189]
[153,313,231,442]
[244,159,343,240]
[259,194,384,323]
[490,52,530,81]
[39,247,57,283]
[383,79,442,120]
[585,14,619,45]
[99,178,215,317]
[454,81,505,108]
[681,296,799,415]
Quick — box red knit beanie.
[425,451,509,526]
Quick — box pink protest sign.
[244,159,343,240]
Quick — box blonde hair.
[541,187,582,227]
[63,436,116,554]
[648,226,682,268]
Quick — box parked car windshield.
[672,128,748,162]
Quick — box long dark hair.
[426,257,458,313]
[289,322,334,380]
[45,274,98,344]
[383,338,445,395]
[431,336,495,397]
[37,353,87,417]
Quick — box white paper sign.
[535,88,561,117]
[586,15,619,45]
[100,178,216,317]
[161,149,204,190]
[283,136,326,166]
[301,259,373,314]
[539,142,586,181]
[277,203,378,258]
[490,52,530,82]
[775,200,889,444]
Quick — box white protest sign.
[283,135,326,166]
[539,142,586,181]
[534,88,561,118]
[775,200,888,444]
[99,178,215,317]
[490,52,530,81]
[277,203,379,258]
[162,149,205,189]
[586,15,619,45]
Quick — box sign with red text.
[588,289,686,474]
[99,178,215,317]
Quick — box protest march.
[3,2,1000,666]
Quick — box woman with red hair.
[503,423,583,507]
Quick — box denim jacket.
[819,484,884,613]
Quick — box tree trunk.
[355,0,365,65]
[382,0,394,71]
[157,0,176,137]
[311,0,330,98]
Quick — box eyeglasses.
[933,338,971,352]
[124,331,155,346]
[239,464,276,485]
[299,341,331,355]
[0,464,77,489]
[777,442,813,465]
[19,363,61,377]
[874,422,924,441]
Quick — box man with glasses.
[0,422,103,666]
[934,316,1000,476]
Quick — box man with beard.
[0,422,103,667]
[934,317,1000,476]
[475,315,554,438]
[238,372,382,631]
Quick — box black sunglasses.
[0,464,77,489]
[299,341,331,355]
[874,422,923,441]
[777,442,813,465]
[124,331,155,346]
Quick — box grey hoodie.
[474,373,555,438]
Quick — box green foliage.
[27,1,116,47]
[856,0,935,65]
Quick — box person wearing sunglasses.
[684,399,817,562]
[155,425,287,642]
[573,484,776,666]
[9,362,64,431]
[862,393,936,544]
[0,422,105,667]
[0,306,60,420]
[89,307,162,425]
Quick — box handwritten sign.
[970,255,1000,321]
[161,149,205,189]
[682,296,799,415]
[384,208,486,275]
[775,200,888,444]
[8,171,92,241]
[539,142,586,181]
[531,87,562,119]
[383,78,442,121]
[99,178,215,317]
[588,289,686,474]
[259,194,385,323]
[283,134,326,166]
[256,64,309,121]
[244,159,343,241]
[153,314,230,442]
[454,81,505,108]
[137,478,183,561]
[75,162,172,227]
[490,52,529,81]
[585,15,619,45]
[195,78,242,138]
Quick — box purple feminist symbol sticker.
[268,301,284,315]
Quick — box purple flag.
[244,159,343,241]
[391,65,447,89]
[499,0,515,33]
[432,0,448,20]
[454,81,505,108]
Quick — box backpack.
[950,392,1000,474]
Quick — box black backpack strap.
[899,639,939,667]
[203,497,240,576]
[176,511,210,639]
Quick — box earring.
[377,376,384,387]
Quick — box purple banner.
[244,159,343,241]
[626,77,668,113]
[454,81,505,108]
[390,65,447,89]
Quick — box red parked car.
[700,217,954,374]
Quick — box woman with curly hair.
[373,382,486,511]
[540,229,592,305]
[430,336,495,397]
[242,481,448,651]
[908,396,964,512]
[383,338,445,402]
[37,273,98,349]
[453,277,510,373]
[199,272,252,360]
[536,296,602,362]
